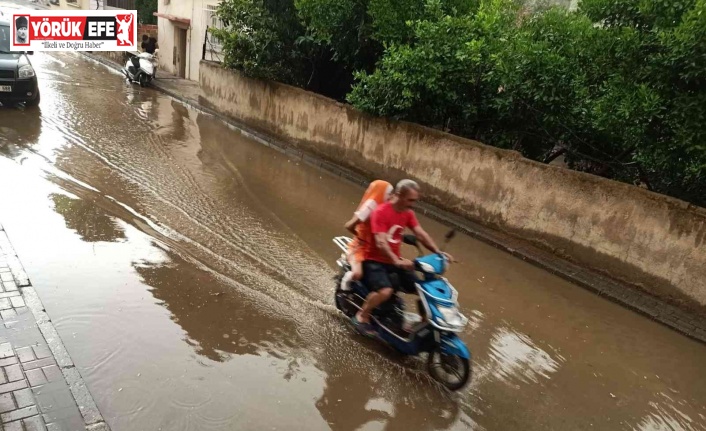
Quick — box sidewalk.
[0,225,108,431]
[81,52,706,345]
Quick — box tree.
[348,0,519,138]
[211,0,312,85]
[137,0,157,25]
[293,0,478,95]
[577,0,706,199]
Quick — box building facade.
[155,0,222,81]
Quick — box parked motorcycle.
[332,230,472,390]
[121,52,156,87]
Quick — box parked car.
[0,14,40,107]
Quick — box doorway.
[173,27,188,78]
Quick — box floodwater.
[0,52,705,431]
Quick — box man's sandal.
[351,315,377,338]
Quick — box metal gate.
[202,5,224,63]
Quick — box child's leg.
[350,259,364,281]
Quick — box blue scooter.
[333,230,472,390]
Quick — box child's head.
[142,34,149,42]
[361,180,394,206]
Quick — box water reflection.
[158,100,190,143]
[480,326,564,386]
[315,363,470,431]
[0,106,43,152]
[132,253,301,362]
[51,193,127,243]
[633,392,706,431]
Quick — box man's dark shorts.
[362,261,417,294]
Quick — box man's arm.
[411,225,455,261]
[374,233,414,270]
[374,232,403,264]
[411,225,441,254]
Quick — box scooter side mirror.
[403,235,418,246]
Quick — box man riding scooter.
[353,179,453,337]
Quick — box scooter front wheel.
[138,73,148,87]
[427,348,471,391]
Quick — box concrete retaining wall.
[198,60,706,312]
[95,51,126,65]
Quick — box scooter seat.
[350,280,365,292]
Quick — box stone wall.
[199,60,706,312]
[137,24,158,40]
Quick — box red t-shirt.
[365,202,419,264]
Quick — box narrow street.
[0,51,705,430]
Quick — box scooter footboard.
[440,333,470,359]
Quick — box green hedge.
[137,0,157,25]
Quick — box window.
[0,25,10,53]
[106,0,137,9]
[202,4,224,60]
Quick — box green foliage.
[211,0,311,85]
[348,0,516,130]
[580,0,694,29]
[136,0,157,25]
[295,0,373,66]
[367,0,476,43]
[214,0,706,205]
[293,0,477,72]
[575,0,706,198]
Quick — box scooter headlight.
[18,65,35,79]
[438,306,468,328]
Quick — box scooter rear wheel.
[335,290,359,318]
[427,348,471,391]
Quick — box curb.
[0,227,110,431]
[80,52,706,345]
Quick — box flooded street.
[1,52,705,431]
